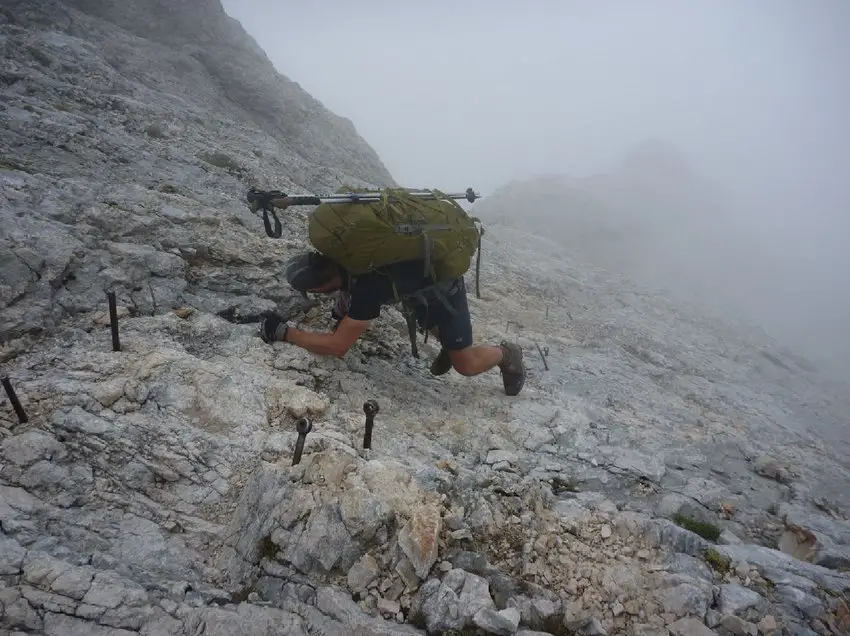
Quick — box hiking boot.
[498,341,525,396]
[430,347,452,376]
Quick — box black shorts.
[403,278,473,351]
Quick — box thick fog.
[222,0,850,376]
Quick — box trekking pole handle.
[246,189,321,210]
[245,189,325,239]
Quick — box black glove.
[331,290,351,321]
[259,312,289,344]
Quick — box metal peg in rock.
[292,417,312,466]
[533,340,549,371]
[1,376,28,424]
[543,346,549,357]
[362,400,379,450]
[107,291,121,351]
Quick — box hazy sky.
[221,0,850,369]
[222,1,849,202]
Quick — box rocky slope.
[2,2,850,636]
[0,0,393,347]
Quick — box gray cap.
[284,251,337,291]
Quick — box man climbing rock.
[258,250,526,396]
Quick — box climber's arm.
[283,316,369,358]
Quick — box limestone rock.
[348,554,380,593]
[397,503,442,580]
[714,545,849,594]
[0,536,27,575]
[456,569,497,620]
[752,455,791,483]
[414,578,465,634]
[720,614,758,636]
[774,585,824,619]
[629,625,669,636]
[473,606,521,635]
[1,431,68,466]
[645,519,709,556]
[487,449,519,465]
[667,617,718,636]
[719,529,743,545]
[757,615,778,635]
[512,594,562,630]
[718,583,764,616]
[656,582,710,618]
[287,503,361,575]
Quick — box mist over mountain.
[473,141,849,378]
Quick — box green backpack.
[307,186,483,284]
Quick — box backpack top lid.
[307,186,482,282]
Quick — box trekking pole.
[475,225,484,299]
[248,187,480,209]
[246,187,482,238]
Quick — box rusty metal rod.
[534,340,549,371]
[292,417,312,466]
[107,291,121,351]
[363,400,379,450]
[1,376,28,423]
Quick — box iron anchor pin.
[106,290,121,351]
[292,417,312,466]
[362,400,379,450]
[534,340,549,371]
[1,376,28,424]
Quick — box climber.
[258,250,526,396]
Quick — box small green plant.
[200,151,245,176]
[0,155,32,173]
[201,151,233,169]
[551,475,581,494]
[258,534,278,561]
[672,513,721,541]
[27,45,52,67]
[145,123,165,139]
[704,548,731,575]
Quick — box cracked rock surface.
[3,1,850,636]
